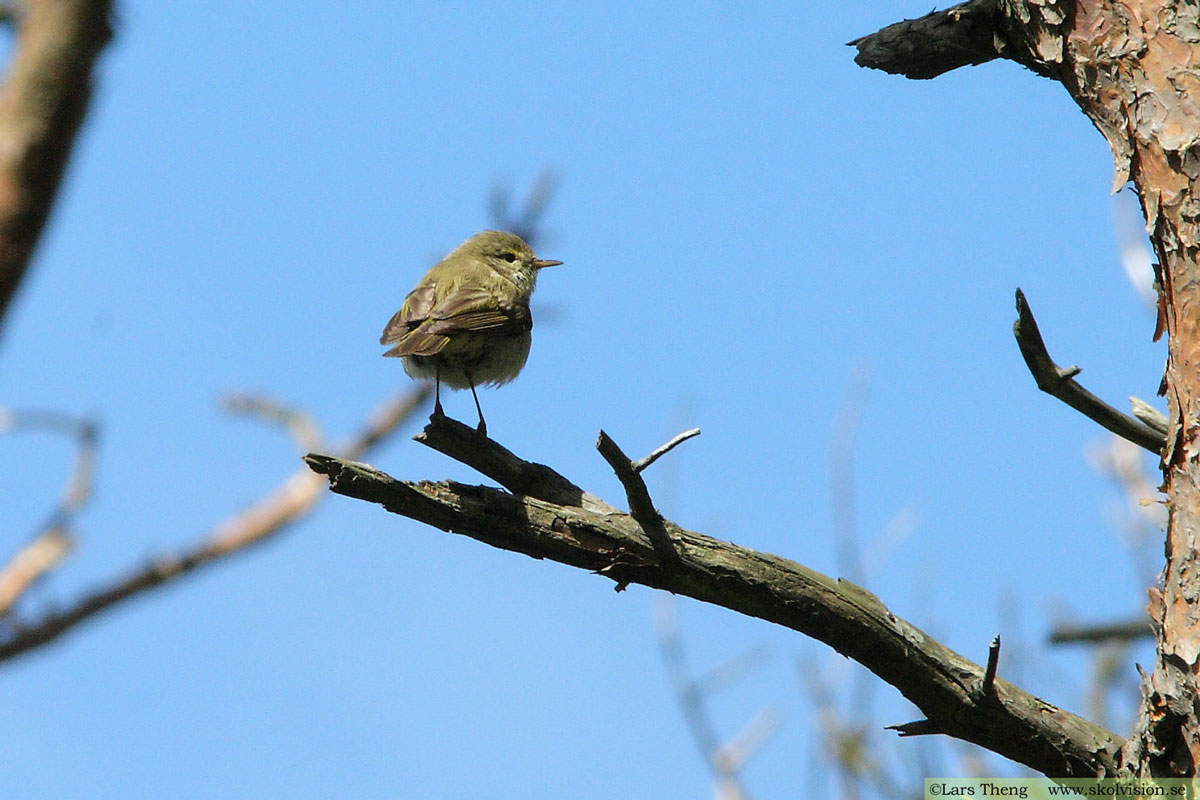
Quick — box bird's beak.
[534,259,563,269]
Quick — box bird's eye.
[501,252,517,262]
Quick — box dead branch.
[305,421,1124,777]
[849,0,1064,81]
[1014,289,1166,454]
[849,0,1006,80]
[1050,619,1153,645]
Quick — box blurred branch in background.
[0,410,97,616]
[1088,434,1167,591]
[489,170,557,248]
[811,367,927,799]
[0,0,114,337]
[0,161,556,664]
[224,393,323,454]
[655,593,778,800]
[829,365,870,587]
[0,387,431,663]
[1047,434,1163,648]
[1112,190,1157,311]
[490,171,565,328]
[0,0,113,614]
[1050,620,1152,646]
[1041,434,1159,734]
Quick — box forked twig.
[597,430,698,563]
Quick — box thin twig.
[1050,619,1153,645]
[1013,289,1166,454]
[0,388,429,663]
[886,719,944,738]
[1129,397,1168,436]
[224,393,324,453]
[632,428,700,474]
[714,707,781,775]
[596,430,680,563]
[692,641,774,697]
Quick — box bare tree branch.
[0,0,114,337]
[632,428,700,474]
[1013,289,1166,454]
[304,432,1124,777]
[0,529,72,616]
[655,594,772,800]
[0,409,97,614]
[1050,619,1153,645]
[489,170,558,246]
[224,393,323,454]
[850,0,1006,80]
[849,0,1062,81]
[0,387,430,663]
[1129,398,1168,437]
[413,416,587,506]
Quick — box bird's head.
[456,230,562,295]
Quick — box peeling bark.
[855,0,1200,777]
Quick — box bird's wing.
[380,283,436,345]
[381,286,529,359]
[422,287,530,336]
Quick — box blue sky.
[0,3,1161,798]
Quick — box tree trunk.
[854,0,1200,775]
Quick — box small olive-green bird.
[380,230,562,435]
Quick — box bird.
[380,230,562,435]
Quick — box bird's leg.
[465,368,487,436]
[431,362,446,421]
